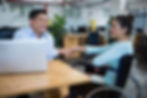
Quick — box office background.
[0,0,147,98]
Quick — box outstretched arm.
[85,45,111,55]
[91,44,126,67]
[70,45,111,55]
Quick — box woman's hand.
[58,48,72,57]
[70,46,86,53]
[58,46,86,57]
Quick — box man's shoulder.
[13,27,31,39]
[15,27,30,33]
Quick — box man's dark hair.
[29,9,47,19]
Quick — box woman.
[71,15,134,86]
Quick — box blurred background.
[0,0,147,40]
[0,0,147,98]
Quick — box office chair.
[77,26,88,33]
[86,86,135,98]
[86,75,142,98]
[115,55,133,88]
[85,55,134,98]
[86,32,101,45]
[0,27,17,39]
[70,55,134,98]
[87,55,134,87]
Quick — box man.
[13,9,67,60]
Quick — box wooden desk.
[0,60,91,97]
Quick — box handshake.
[58,46,85,58]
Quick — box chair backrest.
[0,27,17,39]
[86,33,100,45]
[115,55,133,88]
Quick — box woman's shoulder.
[114,41,133,54]
[113,41,132,47]
[110,41,133,54]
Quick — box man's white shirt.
[13,27,58,60]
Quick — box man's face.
[30,13,48,35]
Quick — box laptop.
[0,40,48,74]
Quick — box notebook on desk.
[0,40,48,74]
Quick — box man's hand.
[58,46,86,58]
[58,48,73,57]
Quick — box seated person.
[70,15,134,86]
[13,9,68,60]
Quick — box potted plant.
[49,15,66,47]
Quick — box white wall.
[0,3,45,27]
[48,5,63,19]
[0,3,62,27]
[0,0,122,28]
[0,0,145,29]
[64,0,121,30]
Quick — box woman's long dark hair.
[114,15,134,35]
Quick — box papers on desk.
[91,74,104,84]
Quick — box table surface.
[0,60,91,97]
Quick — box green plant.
[49,15,66,47]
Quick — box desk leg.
[59,86,69,98]
[44,89,60,98]
[44,86,69,98]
